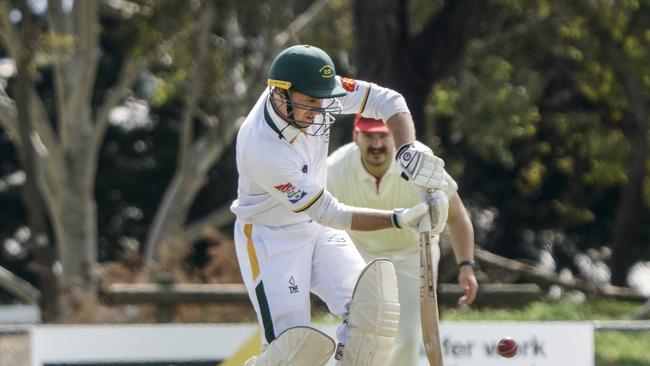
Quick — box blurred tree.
[572,1,650,285]
[11,0,57,320]
[351,0,487,142]
[0,0,202,319]
[141,0,336,275]
[0,0,648,323]
[426,0,650,285]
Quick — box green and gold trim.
[244,224,276,343]
[293,187,324,213]
[358,84,371,114]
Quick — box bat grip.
[418,189,433,234]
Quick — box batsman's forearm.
[385,112,416,148]
[350,209,394,231]
[447,193,475,263]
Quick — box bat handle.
[418,189,433,234]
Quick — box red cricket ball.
[497,337,518,358]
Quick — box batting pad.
[339,258,400,366]
[244,326,335,366]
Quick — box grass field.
[440,298,650,366]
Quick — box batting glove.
[391,202,429,229]
[428,190,449,235]
[396,141,448,191]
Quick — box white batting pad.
[245,326,335,366]
[339,258,400,366]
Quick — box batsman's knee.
[337,258,400,366]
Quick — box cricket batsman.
[230,44,452,365]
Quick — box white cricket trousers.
[233,219,366,348]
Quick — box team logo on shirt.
[302,164,308,173]
[327,233,348,246]
[274,182,308,204]
[340,77,356,92]
[288,276,299,294]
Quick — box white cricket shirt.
[230,76,411,227]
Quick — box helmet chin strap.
[269,88,298,139]
[271,88,301,128]
[285,90,295,122]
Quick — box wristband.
[391,209,402,229]
[457,260,476,269]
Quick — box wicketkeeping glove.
[391,202,429,229]
[396,141,448,191]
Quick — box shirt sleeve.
[249,146,325,213]
[337,76,410,122]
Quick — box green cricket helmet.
[268,45,346,136]
[268,45,348,98]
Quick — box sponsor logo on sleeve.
[340,77,356,92]
[274,183,308,204]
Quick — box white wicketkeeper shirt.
[327,143,457,254]
[230,76,411,227]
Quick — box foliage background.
[0,0,649,321]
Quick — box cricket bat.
[419,189,446,366]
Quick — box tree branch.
[0,2,20,59]
[142,4,216,272]
[273,0,331,46]
[92,56,146,163]
[177,3,215,174]
[0,265,40,304]
[0,93,19,145]
[76,0,100,105]
[46,0,72,140]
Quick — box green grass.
[441,298,640,321]
[595,331,650,366]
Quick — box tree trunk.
[353,0,486,144]
[14,2,59,320]
[584,7,650,286]
[352,0,406,87]
[611,115,648,285]
[46,165,98,319]
[56,184,98,289]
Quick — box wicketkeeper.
[327,115,479,365]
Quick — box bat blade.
[420,231,444,366]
